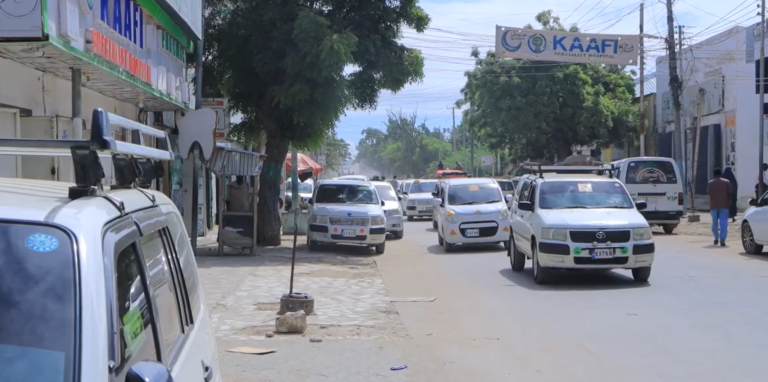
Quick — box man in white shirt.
[389,175,399,191]
[755,163,768,199]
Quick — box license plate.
[591,248,614,259]
[465,229,480,237]
[342,229,357,237]
[420,207,432,212]
[392,224,401,228]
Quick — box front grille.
[569,230,630,243]
[417,200,432,205]
[459,221,499,238]
[330,234,367,241]
[329,217,369,226]
[574,257,629,265]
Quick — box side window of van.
[519,180,532,201]
[166,212,202,319]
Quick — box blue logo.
[25,233,60,253]
[527,33,547,54]
[500,30,524,53]
[347,212,352,217]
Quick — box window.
[447,183,503,205]
[624,160,678,184]
[497,181,514,191]
[314,184,380,205]
[518,181,532,201]
[539,180,634,209]
[140,231,183,357]
[166,213,201,319]
[0,223,77,382]
[114,243,159,379]
[373,184,398,201]
[409,181,437,194]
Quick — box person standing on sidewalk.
[754,163,768,199]
[707,168,732,247]
[722,167,738,222]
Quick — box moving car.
[403,179,438,221]
[307,179,388,253]
[0,109,221,382]
[607,157,684,234]
[336,175,370,182]
[370,181,405,239]
[741,191,768,254]
[494,178,515,209]
[433,178,513,252]
[509,163,655,284]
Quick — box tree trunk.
[257,132,289,246]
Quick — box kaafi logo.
[527,33,547,54]
[500,30,526,53]
[79,0,93,14]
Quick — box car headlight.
[633,227,653,241]
[371,216,386,225]
[541,228,567,241]
[386,209,402,216]
[499,208,510,220]
[310,215,328,224]
[445,210,458,224]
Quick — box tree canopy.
[323,131,351,173]
[459,10,638,162]
[204,0,430,245]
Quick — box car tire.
[407,216,414,221]
[509,235,525,272]
[432,220,438,229]
[375,242,386,254]
[742,221,764,254]
[308,239,320,252]
[438,234,444,246]
[631,266,652,282]
[662,224,676,234]
[393,230,404,239]
[503,240,510,250]
[277,198,284,211]
[532,244,550,284]
[442,235,454,253]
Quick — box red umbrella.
[285,153,324,182]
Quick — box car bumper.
[537,241,655,269]
[405,206,434,216]
[641,210,683,224]
[308,224,387,245]
[386,216,405,232]
[443,222,510,244]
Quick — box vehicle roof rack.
[521,161,614,179]
[0,108,174,214]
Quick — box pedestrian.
[381,175,387,181]
[722,167,738,222]
[707,168,732,247]
[755,163,768,199]
[389,175,399,191]
[437,160,445,170]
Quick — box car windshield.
[315,184,381,204]
[447,183,503,205]
[0,222,76,382]
[539,180,635,209]
[624,160,678,185]
[497,181,514,191]
[374,184,398,201]
[409,181,436,194]
[287,182,313,193]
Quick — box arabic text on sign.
[88,29,152,83]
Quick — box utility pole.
[447,106,456,152]
[759,0,766,198]
[638,0,645,156]
[665,0,683,171]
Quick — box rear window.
[409,181,437,194]
[0,222,76,382]
[497,181,514,191]
[625,160,678,184]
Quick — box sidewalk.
[672,212,742,238]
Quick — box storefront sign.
[86,29,152,83]
[160,30,186,63]
[156,0,203,39]
[725,109,735,128]
[202,98,229,140]
[98,0,145,49]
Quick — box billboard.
[0,0,43,38]
[157,0,203,39]
[495,25,640,65]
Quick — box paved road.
[377,219,768,382]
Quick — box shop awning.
[205,144,266,177]
[285,153,323,182]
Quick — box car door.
[511,180,533,254]
[749,192,768,244]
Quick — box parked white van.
[608,157,684,234]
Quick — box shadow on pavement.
[736,251,768,262]
[497,267,650,291]
[426,244,505,255]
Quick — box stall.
[285,153,324,181]
[205,144,266,255]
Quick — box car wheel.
[277,198,284,210]
[532,244,550,284]
[308,239,320,252]
[662,224,676,234]
[442,235,454,253]
[393,230,404,239]
[432,220,438,229]
[631,266,652,282]
[510,234,525,272]
[438,234,444,246]
[503,240,510,250]
[407,216,414,221]
[375,242,386,254]
[742,221,764,254]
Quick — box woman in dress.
[722,167,738,222]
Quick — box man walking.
[389,175,399,191]
[707,168,732,246]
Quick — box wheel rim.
[743,224,755,251]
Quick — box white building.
[654,26,754,208]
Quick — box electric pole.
[665,0,683,168]
[639,0,646,156]
[447,105,457,152]
[759,0,766,198]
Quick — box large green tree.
[205,0,430,245]
[323,131,351,172]
[459,10,637,162]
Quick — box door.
[0,109,19,178]
[750,192,768,244]
[623,159,683,212]
[19,116,55,180]
[511,180,533,253]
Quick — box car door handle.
[202,361,214,382]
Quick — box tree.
[459,10,637,162]
[323,131,351,172]
[205,0,430,245]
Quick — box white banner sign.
[481,155,493,166]
[495,26,640,65]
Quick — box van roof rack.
[521,161,614,179]
[0,108,174,214]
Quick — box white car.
[335,175,369,182]
[741,191,768,254]
[284,180,314,210]
[0,109,221,382]
[307,179,388,253]
[434,178,513,252]
[403,179,438,221]
[370,181,405,239]
[509,168,655,284]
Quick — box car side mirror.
[307,198,313,205]
[517,201,533,212]
[381,200,385,206]
[402,191,408,195]
[635,201,648,210]
[504,194,513,203]
[126,361,174,382]
[397,195,403,201]
[749,198,758,206]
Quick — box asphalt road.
[377,219,768,382]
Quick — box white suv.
[508,166,655,284]
[403,179,438,221]
[370,181,405,239]
[434,178,513,252]
[0,109,221,382]
[307,179,388,253]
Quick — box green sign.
[667,195,678,201]
[122,307,146,358]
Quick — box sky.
[331,0,756,156]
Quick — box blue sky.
[332,0,754,155]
